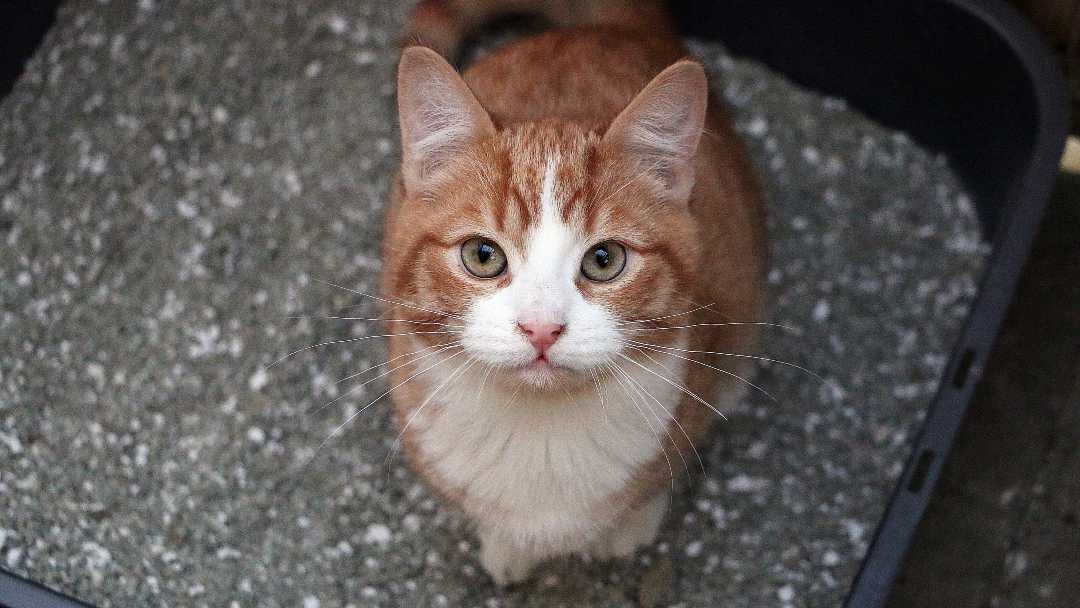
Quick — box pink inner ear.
[397,47,495,193]
[601,61,709,202]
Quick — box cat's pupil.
[478,243,493,264]
[594,247,610,267]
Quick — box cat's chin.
[500,357,589,390]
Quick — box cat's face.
[387,48,708,390]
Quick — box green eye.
[581,241,627,282]
[461,237,507,278]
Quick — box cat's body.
[381,0,765,584]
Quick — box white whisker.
[610,361,693,481]
[627,343,775,403]
[604,362,676,492]
[628,350,708,476]
[627,339,824,383]
[387,355,478,471]
[333,340,459,385]
[616,303,715,326]
[310,342,462,416]
[287,315,465,329]
[624,321,796,332]
[617,352,729,420]
[312,277,465,320]
[267,331,458,368]
[301,348,466,466]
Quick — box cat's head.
[387,47,708,389]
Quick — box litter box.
[0,0,1066,607]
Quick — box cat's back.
[463,28,686,130]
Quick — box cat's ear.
[397,46,495,194]
[601,60,708,203]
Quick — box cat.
[380,0,767,585]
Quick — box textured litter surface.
[0,1,988,607]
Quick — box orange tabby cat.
[381,0,766,584]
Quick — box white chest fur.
[410,347,688,553]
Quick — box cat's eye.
[460,237,508,278]
[581,241,627,282]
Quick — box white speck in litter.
[86,362,106,387]
[0,432,23,454]
[685,540,704,557]
[823,550,840,566]
[82,541,112,585]
[746,115,768,136]
[246,427,265,444]
[302,596,321,608]
[402,513,421,533]
[305,61,322,78]
[15,272,30,287]
[353,50,376,65]
[134,444,149,466]
[176,199,198,218]
[843,519,866,544]
[1005,551,1029,579]
[360,587,378,599]
[778,584,795,602]
[364,524,392,546]
[812,299,831,322]
[726,474,771,493]
[212,105,230,124]
[220,189,242,208]
[248,368,269,391]
[327,15,348,34]
[802,146,821,164]
[6,547,23,568]
[216,546,242,560]
[282,168,302,197]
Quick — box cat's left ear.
[600,60,708,204]
[397,46,496,194]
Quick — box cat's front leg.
[478,527,544,586]
[589,493,668,560]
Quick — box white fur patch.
[432,152,684,555]
[415,336,688,553]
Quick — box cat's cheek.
[547,301,622,370]
[459,292,535,367]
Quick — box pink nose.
[517,321,565,354]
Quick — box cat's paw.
[590,494,668,559]
[478,531,540,586]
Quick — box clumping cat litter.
[0,2,986,607]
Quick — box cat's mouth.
[528,354,553,369]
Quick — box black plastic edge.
[843,0,1069,606]
[0,569,92,608]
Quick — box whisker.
[629,350,709,476]
[624,321,797,332]
[313,343,464,419]
[387,355,478,471]
[605,362,676,492]
[312,277,465,320]
[588,368,610,427]
[286,315,465,329]
[616,303,716,326]
[267,331,458,368]
[610,362,693,482]
[627,343,775,403]
[333,340,457,385]
[616,352,729,420]
[301,348,466,466]
[627,340,825,383]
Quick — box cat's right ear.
[397,46,495,194]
